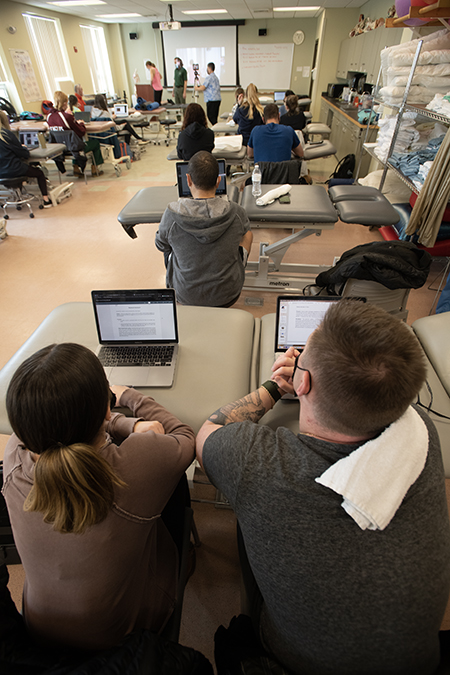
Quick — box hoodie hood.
[166,197,237,243]
[183,121,208,140]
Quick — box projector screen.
[161,25,237,87]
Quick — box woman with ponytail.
[3,343,195,650]
[232,83,264,146]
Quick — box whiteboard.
[238,43,294,90]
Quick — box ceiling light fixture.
[273,6,320,10]
[182,9,228,14]
[49,0,106,6]
[96,12,142,17]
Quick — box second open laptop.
[274,295,341,358]
[176,159,227,198]
[92,289,179,387]
[114,103,128,117]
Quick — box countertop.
[321,94,378,129]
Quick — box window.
[0,56,9,101]
[23,13,72,100]
[80,25,114,97]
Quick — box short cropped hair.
[207,62,215,71]
[264,103,279,121]
[188,151,218,191]
[303,300,427,436]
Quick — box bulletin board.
[238,43,294,90]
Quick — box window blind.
[23,13,71,100]
[80,25,114,96]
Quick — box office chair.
[340,278,411,321]
[48,129,89,184]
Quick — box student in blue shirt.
[194,62,221,125]
[247,103,303,163]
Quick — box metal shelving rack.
[358,39,450,192]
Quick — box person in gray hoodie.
[155,151,253,307]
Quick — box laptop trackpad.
[105,366,151,387]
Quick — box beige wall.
[0,0,126,113]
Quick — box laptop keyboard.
[98,345,174,367]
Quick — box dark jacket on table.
[315,240,432,292]
[0,129,30,178]
[177,122,214,160]
[280,111,306,131]
[232,106,263,145]
[46,108,86,138]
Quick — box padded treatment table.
[29,144,67,161]
[412,312,450,477]
[0,303,259,437]
[303,140,337,161]
[117,184,240,238]
[241,184,338,292]
[166,145,247,165]
[212,122,238,135]
[328,184,400,227]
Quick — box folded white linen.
[315,406,428,531]
[255,184,291,207]
[214,134,243,151]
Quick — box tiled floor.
[1,135,448,668]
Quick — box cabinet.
[336,28,403,84]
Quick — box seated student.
[3,343,195,651]
[155,151,252,307]
[232,83,264,146]
[280,94,306,131]
[278,89,295,117]
[196,300,450,675]
[74,84,85,112]
[176,103,214,161]
[68,94,81,114]
[90,93,148,146]
[247,103,303,163]
[227,87,244,121]
[47,91,104,177]
[0,111,52,208]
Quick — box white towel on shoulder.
[315,406,428,531]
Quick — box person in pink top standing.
[146,61,163,104]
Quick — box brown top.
[2,389,195,650]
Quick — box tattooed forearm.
[208,388,271,426]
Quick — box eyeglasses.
[294,351,311,395]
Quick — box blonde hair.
[0,110,11,142]
[6,343,127,536]
[25,443,126,535]
[242,83,263,120]
[54,90,68,111]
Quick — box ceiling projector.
[159,21,181,30]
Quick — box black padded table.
[117,184,240,238]
[241,184,338,292]
[328,185,400,226]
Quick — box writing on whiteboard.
[238,43,294,90]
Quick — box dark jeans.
[24,164,48,197]
[161,474,191,564]
[206,100,220,126]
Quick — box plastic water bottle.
[252,164,262,198]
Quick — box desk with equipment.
[0,303,258,437]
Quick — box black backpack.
[329,153,355,181]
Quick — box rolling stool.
[0,177,39,219]
[153,117,177,146]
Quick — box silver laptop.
[275,295,341,358]
[92,289,179,387]
[114,103,128,118]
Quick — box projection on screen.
[162,26,237,87]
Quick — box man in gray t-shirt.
[196,301,450,675]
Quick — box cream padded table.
[117,185,240,238]
[0,303,259,436]
[241,184,338,292]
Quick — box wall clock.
[293,30,305,45]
